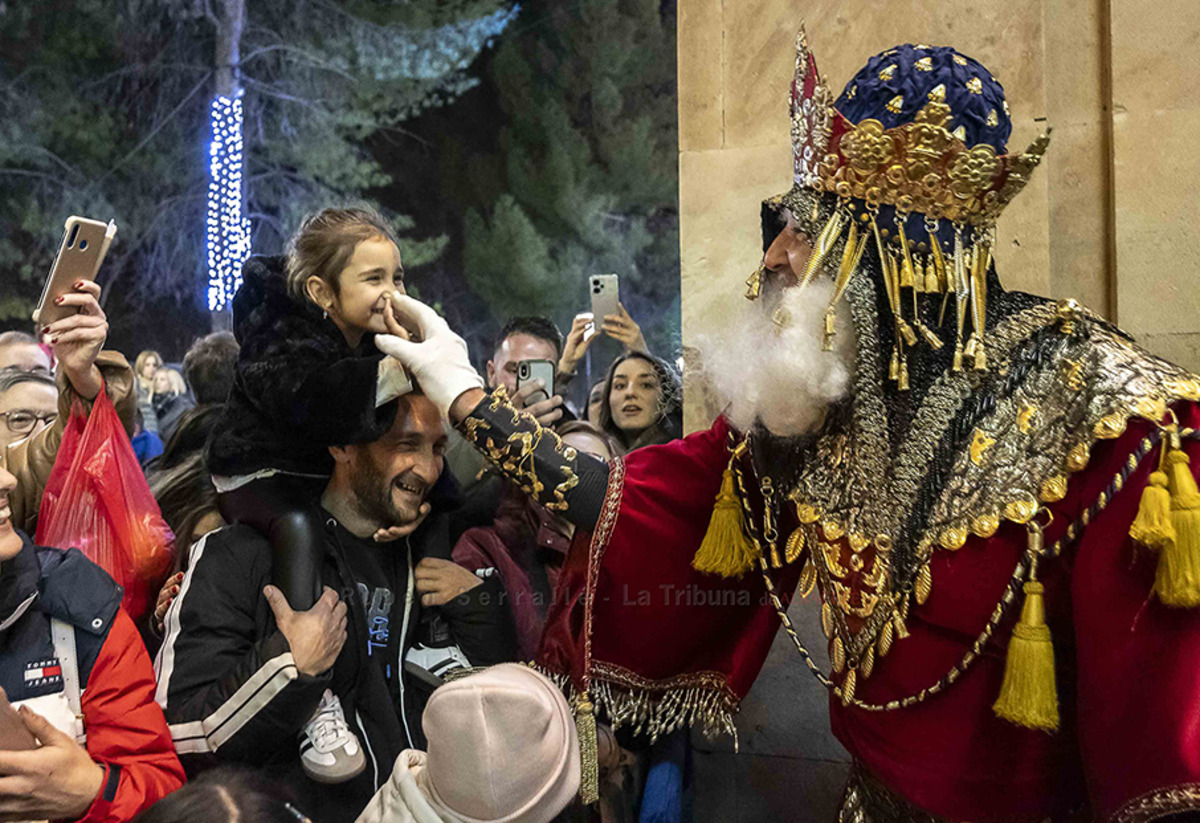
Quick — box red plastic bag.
[35,388,175,621]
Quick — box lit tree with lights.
[206,0,250,321]
[0,0,516,347]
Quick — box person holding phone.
[0,280,183,822]
[5,280,139,534]
[484,316,570,426]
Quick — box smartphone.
[0,689,37,751]
[33,216,117,326]
[517,359,556,406]
[590,274,620,328]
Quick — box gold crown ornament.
[756,27,1053,386]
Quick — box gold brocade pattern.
[460,386,580,512]
[759,273,1200,669]
[1110,784,1200,823]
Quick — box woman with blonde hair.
[151,366,194,442]
[134,349,162,434]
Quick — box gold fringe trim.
[530,663,739,747]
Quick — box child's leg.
[218,477,324,611]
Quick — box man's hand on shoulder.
[265,585,347,677]
[0,703,105,821]
[415,558,483,607]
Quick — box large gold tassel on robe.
[692,440,758,578]
[993,518,1059,732]
[1156,427,1200,606]
[1129,420,1200,607]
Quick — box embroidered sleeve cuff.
[455,386,609,529]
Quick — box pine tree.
[461,0,680,355]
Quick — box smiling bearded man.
[380,27,1200,823]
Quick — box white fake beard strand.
[695,278,856,437]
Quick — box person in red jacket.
[0,455,184,822]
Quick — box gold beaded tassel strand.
[798,202,849,291]
[871,211,911,388]
[823,213,869,350]
[951,224,971,371]
[896,212,943,350]
[928,217,954,328]
[970,230,993,371]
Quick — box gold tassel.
[692,445,759,578]
[899,253,915,289]
[823,220,867,351]
[1130,467,1174,551]
[895,216,917,291]
[993,522,1059,732]
[575,692,600,804]
[873,217,916,349]
[971,241,990,371]
[889,348,900,381]
[919,322,944,350]
[822,307,837,351]
[929,233,951,293]
[953,226,970,366]
[745,264,765,300]
[907,245,942,349]
[1156,429,1200,607]
[898,356,910,391]
[798,209,847,290]
[923,253,940,293]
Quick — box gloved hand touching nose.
[375,293,485,420]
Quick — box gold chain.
[742,429,1166,711]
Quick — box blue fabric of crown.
[833,44,1011,153]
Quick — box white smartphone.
[517,359,556,406]
[33,216,117,325]
[589,274,620,326]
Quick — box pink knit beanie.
[418,664,580,823]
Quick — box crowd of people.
[0,206,684,823]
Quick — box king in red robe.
[390,25,1200,823]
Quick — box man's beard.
[694,277,855,437]
[349,451,428,529]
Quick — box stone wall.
[678,2,1200,818]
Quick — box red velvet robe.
[538,404,1200,822]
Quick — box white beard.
[694,278,855,437]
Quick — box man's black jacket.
[154,505,516,823]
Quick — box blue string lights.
[206,92,252,312]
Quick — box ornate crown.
[750,29,1055,392]
[790,28,1050,227]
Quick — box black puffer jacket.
[206,256,396,478]
[155,487,517,823]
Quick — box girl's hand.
[154,572,185,634]
[385,292,412,341]
[601,303,648,354]
[373,502,431,542]
[42,281,108,400]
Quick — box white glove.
[375,294,484,419]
